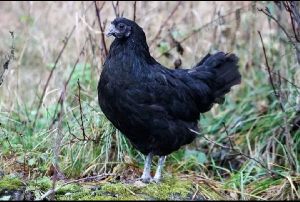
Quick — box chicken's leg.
[152,156,166,183]
[140,152,153,183]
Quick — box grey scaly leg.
[141,153,153,183]
[152,156,166,183]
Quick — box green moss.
[28,176,52,191]
[78,195,116,200]
[0,176,23,191]
[102,183,135,195]
[56,183,82,195]
[141,176,193,200]
[100,183,142,200]
[50,176,196,200]
[79,194,141,201]
[57,184,142,201]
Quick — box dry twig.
[94,1,108,60]
[190,124,278,177]
[111,1,120,18]
[0,31,15,87]
[77,79,87,140]
[258,30,296,170]
[50,81,66,200]
[49,35,90,130]
[133,1,137,22]
[32,26,76,130]
[149,1,182,47]
[157,4,253,58]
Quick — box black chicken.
[98,17,241,183]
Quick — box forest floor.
[1,161,299,200]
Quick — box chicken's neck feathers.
[109,36,157,67]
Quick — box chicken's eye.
[118,23,125,29]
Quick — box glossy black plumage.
[98,18,241,156]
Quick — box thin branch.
[258,31,285,112]
[51,81,66,200]
[111,1,120,18]
[0,31,15,86]
[77,79,87,141]
[258,8,296,48]
[190,129,232,150]
[49,35,90,130]
[66,122,84,142]
[133,1,137,22]
[32,25,76,130]
[266,67,300,92]
[157,4,253,58]
[222,122,276,175]
[189,127,278,177]
[149,1,182,47]
[94,1,108,59]
[283,1,300,42]
[258,30,296,170]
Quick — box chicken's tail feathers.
[196,52,241,104]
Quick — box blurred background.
[0,1,299,200]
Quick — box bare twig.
[66,122,83,142]
[51,82,66,200]
[133,1,137,22]
[266,67,300,92]
[258,5,300,65]
[258,31,285,112]
[0,31,15,86]
[32,26,76,130]
[258,8,294,45]
[49,35,90,129]
[258,30,296,170]
[111,1,120,18]
[190,129,231,150]
[149,1,182,47]
[189,127,278,177]
[282,1,300,42]
[94,1,108,59]
[77,79,87,140]
[157,4,253,58]
[258,30,284,109]
[222,122,277,176]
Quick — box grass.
[0,1,299,200]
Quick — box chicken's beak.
[106,24,117,37]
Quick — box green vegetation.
[0,176,24,191]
